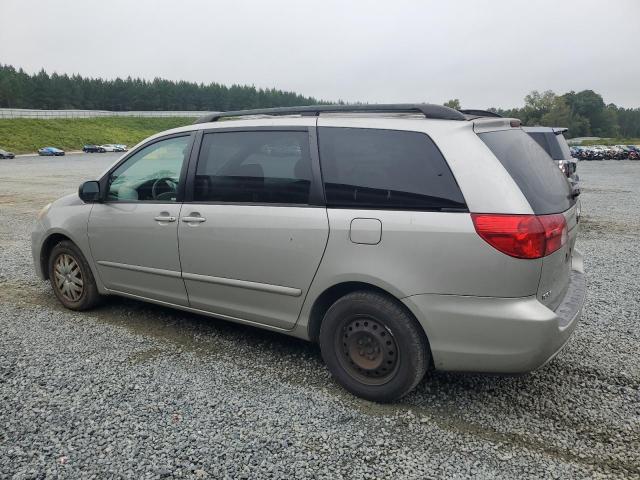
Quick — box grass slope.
[0,117,194,154]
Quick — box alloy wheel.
[53,253,84,302]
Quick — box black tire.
[319,290,429,402]
[48,240,101,311]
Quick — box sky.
[1,0,638,109]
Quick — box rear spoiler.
[472,117,522,134]
[458,109,502,118]
[553,127,568,135]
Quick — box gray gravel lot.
[0,154,639,479]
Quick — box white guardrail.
[0,108,211,119]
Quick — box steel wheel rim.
[54,253,84,302]
[336,315,399,386]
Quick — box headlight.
[37,203,52,220]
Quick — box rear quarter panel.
[297,117,543,336]
[301,209,542,301]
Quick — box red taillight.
[539,214,568,255]
[471,214,567,259]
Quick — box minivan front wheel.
[48,240,101,310]
[319,291,429,402]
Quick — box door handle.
[182,216,206,223]
[154,215,176,222]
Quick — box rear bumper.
[402,253,586,373]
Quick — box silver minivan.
[32,104,586,402]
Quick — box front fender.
[32,196,105,293]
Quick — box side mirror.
[79,181,101,203]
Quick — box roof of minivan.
[192,105,525,134]
[193,104,467,124]
[135,110,521,148]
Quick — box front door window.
[107,136,190,202]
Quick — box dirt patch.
[579,216,639,236]
[127,347,167,365]
[580,187,632,194]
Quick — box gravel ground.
[0,154,639,479]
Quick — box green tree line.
[447,90,640,138]
[2,64,637,138]
[0,64,323,111]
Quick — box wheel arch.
[306,281,430,351]
[40,232,75,280]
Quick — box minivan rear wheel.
[48,240,101,310]
[319,290,429,402]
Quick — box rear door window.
[479,129,573,214]
[318,127,466,211]
[194,131,312,204]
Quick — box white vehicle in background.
[99,144,119,152]
[99,144,127,152]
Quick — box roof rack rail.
[193,104,466,124]
[458,109,503,118]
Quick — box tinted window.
[107,136,190,202]
[318,128,466,210]
[195,131,312,204]
[528,132,552,156]
[479,129,573,214]
[552,133,573,160]
[527,132,572,160]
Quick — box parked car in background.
[38,147,65,156]
[615,145,632,159]
[99,144,128,152]
[32,104,585,402]
[523,127,579,191]
[99,144,119,152]
[0,148,15,159]
[83,145,106,153]
[604,146,624,160]
[590,147,605,160]
[569,144,640,160]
